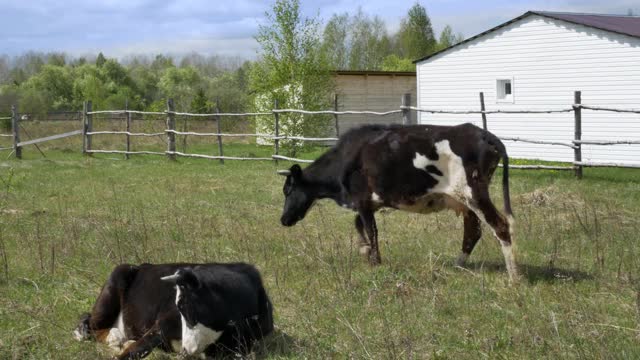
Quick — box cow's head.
[278,164,315,227]
[161,268,223,355]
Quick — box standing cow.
[278,123,518,281]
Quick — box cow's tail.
[501,151,513,217]
[487,132,513,217]
[257,285,274,337]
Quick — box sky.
[1,0,639,60]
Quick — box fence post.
[125,99,131,160]
[333,93,340,137]
[401,93,412,125]
[82,101,87,154]
[274,99,280,163]
[215,98,224,164]
[166,98,176,161]
[479,92,488,130]
[11,105,21,159]
[573,91,583,179]
[85,101,93,156]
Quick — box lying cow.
[74,262,274,359]
[278,123,518,281]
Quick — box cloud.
[0,0,638,58]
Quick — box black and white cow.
[74,262,274,359]
[279,123,518,281]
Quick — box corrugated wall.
[335,73,416,134]
[416,15,640,165]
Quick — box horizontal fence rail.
[17,129,82,147]
[499,136,578,149]
[5,91,639,178]
[86,131,165,137]
[86,150,166,156]
[404,106,575,114]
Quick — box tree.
[348,9,392,70]
[321,13,349,69]
[95,52,107,67]
[397,3,436,60]
[190,88,211,113]
[381,54,414,71]
[158,66,202,111]
[251,0,333,154]
[437,25,465,51]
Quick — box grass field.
[0,145,639,359]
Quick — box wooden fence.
[2,91,639,179]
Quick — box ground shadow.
[252,327,300,359]
[462,260,593,284]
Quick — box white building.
[415,11,640,165]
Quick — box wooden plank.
[86,101,93,154]
[574,91,582,179]
[125,100,131,160]
[167,151,272,161]
[215,98,224,164]
[274,99,280,163]
[479,92,487,130]
[17,129,82,147]
[87,150,165,156]
[574,161,640,169]
[500,164,573,170]
[271,155,313,163]
[11,105,21,159]
[334,94,340,137]
[166,99,176,161]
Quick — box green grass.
[0,148,639,359]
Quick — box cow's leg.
[79,265,137,348]
[456,210,482,267]
[359,209,381,265]
[116,312,180,360]
[354,215,371,257]
[469,189,519,282]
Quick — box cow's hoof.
[455,253,469,267]
[368,252,382,266]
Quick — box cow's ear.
[177,268,201,291]
[290,164,303,180]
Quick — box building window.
[496,78,514,103]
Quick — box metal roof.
[332,70,416,76]
[414,11,640,64]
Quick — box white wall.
[416,14,640,165]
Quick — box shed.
[333,70,416,134]
[414,11,640,165]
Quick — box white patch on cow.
[371,192,382,203]
[105,311,126,350]
[106,328,125,350]
[402,140,473,215]
[412,153,431,171]
[413,140,472,200]
[175,283,182,306]
[174,282,223,355]
[359,244,371,256]
[180,315,223,356]
[455,252,469,267]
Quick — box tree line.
[0,1,463,117]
